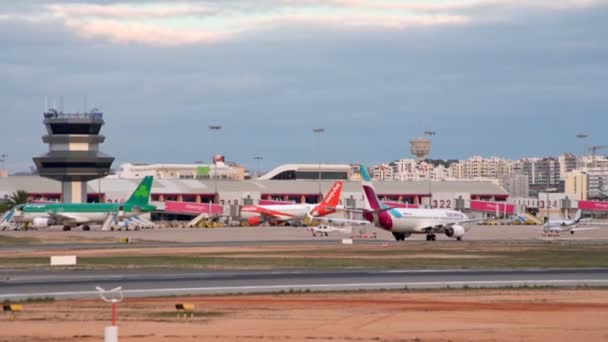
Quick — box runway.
[2,268,607,300]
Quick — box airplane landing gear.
[456,237,462,241]
[62,225,71,231]
[392,232,406,241]
[82,225,90,231]
[426,234,436,241]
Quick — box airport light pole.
[209,125,222,203]
[424,131,435,208]
[253,156,263,179]
[0,154,7,175]
[576,133,589,168]
[313,128,325,201]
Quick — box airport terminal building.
[0,174,509,218]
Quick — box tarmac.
[2,268,607,300]
[2,224,608,300]
[2,223,608,246]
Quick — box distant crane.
[587,145,608,167]
[588,145,608,157]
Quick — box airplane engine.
[247,216,264,226]
[32,218,55,229]
[445,224,466,238]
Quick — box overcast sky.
[1,0,607,172]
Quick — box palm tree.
[6,190,29,210]
[0,201,8,214]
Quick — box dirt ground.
[1,289,607,342]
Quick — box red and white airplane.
[241,181,343,226]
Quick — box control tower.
[33,109,114,203]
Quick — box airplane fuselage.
[241,204,314,221]
[543,221,577,232]
[14,203,155,225]
[368,208,471,234]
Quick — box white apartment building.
[371,154,597,189]
[375,160,453,181]
[580,156,608,169]
[448,156,513,180]
[558,153,578,181]
[372,163,395,181]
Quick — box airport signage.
[431,192,468,210]
[50,255,77,266]
[577,200,608,211]
[164,201,223,215]
[469,200,515,214]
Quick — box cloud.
[68,19,227,45]
[0,0,598,46]
[0,1,606,171]
[48,3,214,19]
[36,1,475,45]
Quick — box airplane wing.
[423,218,485,233]
[47,212,89,224]
[252,207,302,222]
[331,206,399,215]
[570,227,600,232]
[444,218,485,227]
[310,216,370,225]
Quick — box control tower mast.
[33,109,114,203]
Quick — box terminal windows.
[40,162,113,169]
[49,124,102,135]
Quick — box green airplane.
[10,176,155,231]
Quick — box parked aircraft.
[6,176,155,231]
[319,165,481,241]
[241,181,343,226]
[310,224,352,237]
[540,209,598,236]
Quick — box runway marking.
[2,279,608,299]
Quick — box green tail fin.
[125,176,154,206]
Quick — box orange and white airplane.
[241,181,343,226]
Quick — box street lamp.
[576,133,589,168]
[423,131,435,207]
[313,128,325,200]
[253,156,263,179]
[0,154,7,173]
[208,125,222,203]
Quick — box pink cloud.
[41,0,602,46]
[68,19,227,45]
[49,3,213,19]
